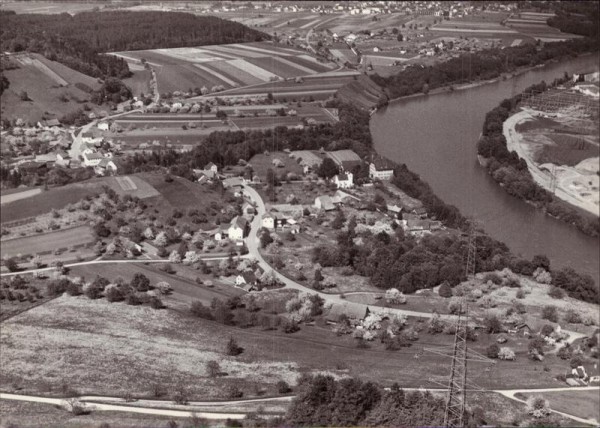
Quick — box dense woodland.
[0,10,267,81]
[477,79,600,238]
[371,38,599,99]
[546,1,600,38]
[284,375,482,427]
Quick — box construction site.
[503,78,600,216]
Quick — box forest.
[0,10,268,80]
[284,375,482,427]
[476,79,600,239]
[371,38,599,99]
[547,1,599,38]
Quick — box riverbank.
[503,109,599,217]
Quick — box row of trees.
[477,80,599,238]
[371,37,599,99]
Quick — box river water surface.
[372,54,600,284]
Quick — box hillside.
[336,75,387,110]
[0,53,102,124]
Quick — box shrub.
[548,286,565,299]
[276,380,291,394]
[190,301,213,320]
[563,308,582,324]
[149,296,164,309]
[447,297,465,314]
[484,314,503,334]
[540,324,554,337]
[206,360,220,378]
[557,344,572,360]
[515,289,525,299]
[483,273,502,285]
[225,337,243,356]
[569,355,583,369]
[225,385,243,399]
[541,305,558,322]
[498,346,516,361]
[526,396,551,419]
[105,284,123,302]
[281,319,300,333]
[486,343,500,359]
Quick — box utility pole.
[443,308,469,428]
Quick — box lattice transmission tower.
[465,220,478,280]
[443,309,469,428]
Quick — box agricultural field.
[111,42,336,94]
[1,225,95,260]
[207,72,359,101]
[0,53,103,124]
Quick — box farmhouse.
[235,272,257,291]
[205,162,218,173]
[83,151,104,167]
[369,158,395,180]
[262,213,276,229]
[228,216,248,241]
[315,195,335,211]
[242,202,256,216]
[387,204,402,218]
[81,132,103,145]
[214,226,229,241]
[95,158,117,175]
[333,172,354,189]
[223,177,245,189]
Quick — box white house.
[369,159,395,180]
[333,172,354,189]
[97,122,109,131]
[228,216,248,241]
[83,151,104,167]
[262,213,275,229]
[235,271,257,289]
[214,226,228,241]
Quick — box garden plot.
[244,56,311,79]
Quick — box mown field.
[0,53,102,124]
[112,42,336,93]
[1,225,95,259]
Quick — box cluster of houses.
[80,131,118,175]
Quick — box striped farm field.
[110,41,336,92]
[206,60,263,86]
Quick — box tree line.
[476,79,599,238]
[371,37,599,99]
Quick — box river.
[372,54,600,284]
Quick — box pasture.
[0,225,94,259]
[0,53,102,123]
[111,42,336,93]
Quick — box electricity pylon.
[443,309,469,428]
